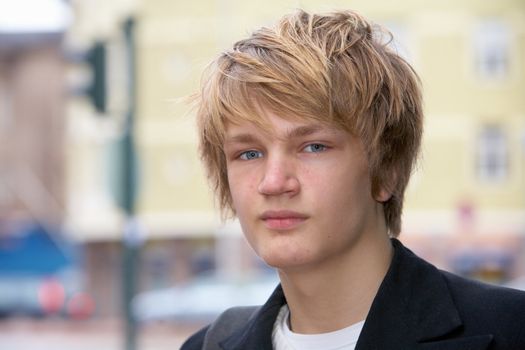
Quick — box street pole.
[121,17,139,350]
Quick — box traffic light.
[85,41,107,114]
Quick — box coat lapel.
[356,239,493,350]
[219,284,286,350]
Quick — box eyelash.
[303,143,327,153]
[237,143,328,160]
[239,150,263,160]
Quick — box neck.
[278,230,393,334]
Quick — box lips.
[260,210,309,230]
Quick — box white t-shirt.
[272,304,365,350]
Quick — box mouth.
[260,210,309,230]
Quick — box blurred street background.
[0,0,524,349]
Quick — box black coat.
[182,239,525,349]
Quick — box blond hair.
[195,9,423,236]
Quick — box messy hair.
[195,9,423,236]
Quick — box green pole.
[121,17,139,350]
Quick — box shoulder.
[180,306,260,350]
[389,239,525,348]
[180,325,209,350]
[441,269,525,318]
[393,239,525,316]
[440,270,525,346]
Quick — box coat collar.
[355,239,492,349]
[219,239,493,350]
[219,284,285,350]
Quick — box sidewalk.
[0,317,204,350]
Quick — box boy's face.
[223,108,387,270]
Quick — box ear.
[373,169,397,203]
[375,188,392,202]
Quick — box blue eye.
[304,144,327,153]
[239,150,263,160]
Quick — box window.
[476,124,508,182]
[473,20,510,81]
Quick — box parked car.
[0,221,93,318]
[132,272,279,323]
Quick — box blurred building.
[64,0,525,317]
[0,26,66,230]
[0,0,93,319]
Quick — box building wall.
[134,0,525,282]
[0,43,66,227]
[1,0,520,329]
[62,0,525,318]
[65,0,525,239]
[134,1,525,238]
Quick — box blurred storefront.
[0,0,94,319]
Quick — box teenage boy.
[182,9,525,350]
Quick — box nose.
[257,156,300,196]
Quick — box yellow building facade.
[63,0,525,308]
[57,0,525,313]
[131,0,525,239]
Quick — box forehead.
[224,111,343,142]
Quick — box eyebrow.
[225,124,330,145]
[224,133,260,145]
[285,125,326,139]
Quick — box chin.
[247,229,316,269]
[258,249,313,270]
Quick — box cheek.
[311,165,372,210]
[303,162,349,192]
[228,168,258,213]
[299,163,324,189]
